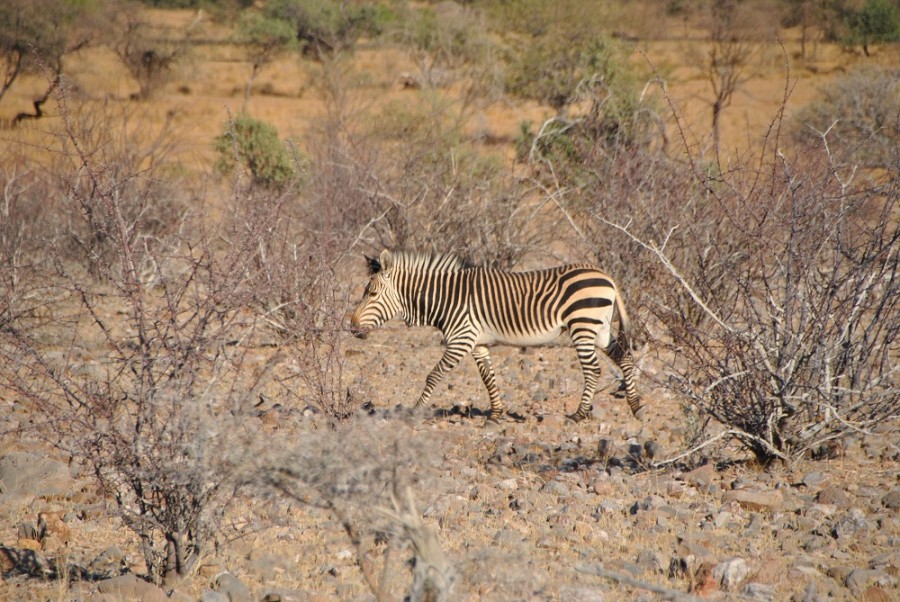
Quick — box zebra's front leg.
[416,340,474,409]
[471,345,505,422]
[568,337,602,423]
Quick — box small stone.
[17,521,40,541]
[497,478,518,492]
[722,489,783,512]
[826,565,853,583]
[682,464,715,487]
[542,480,570,497]
[559,586,605,601]
[861,586,893,601]
[832,510,873,540]
[88,546,126,578]
[881,488,900,510]
[845,569,893,597]
[643,440,662,461]
[816,486,850,507]
[260,590,317,602]
[713,511,736,529]
[596,439,614,461]
[801,471,829,488]
[215,572,251,602]
[38,511,71,546]
[713,557,749,591]
[742,582,776,601]
[198,562,226,577]
[17,538,42,552]
[98,574,168,602]
[200,592,229,602]
[636,548,667,575]
[666,481,689,499]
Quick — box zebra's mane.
[390,250,472,273]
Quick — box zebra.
[350,250,644,423]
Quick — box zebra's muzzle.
[349,315,368,339]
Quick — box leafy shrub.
[214,113,300,188]
[842,0,900,55]
[264,0,396,58]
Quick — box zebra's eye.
[368,290,378,298]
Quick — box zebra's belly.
[476,326,564,347]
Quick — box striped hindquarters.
[464,265,620,347]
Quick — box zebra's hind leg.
[568,336,602,423]
[472,345,505,423]
[605,338,645,419]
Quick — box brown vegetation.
[0,1,897,600]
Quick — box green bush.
[843,0,900,55]
[214,114,299,188]
[264,0,396,57]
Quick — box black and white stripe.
[351,250,643,422]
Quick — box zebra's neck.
[396,268,460,330]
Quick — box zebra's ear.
[365,254,382,275]
[379,249,393,271]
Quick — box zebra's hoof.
[632,405,648,421]
[484,416,503,429]
[566,412,590,424]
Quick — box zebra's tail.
[612,291,632,355]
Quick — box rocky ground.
[1,325,898,601]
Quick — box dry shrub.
[0,90,271,584]
[791,65,900,170]
[250,415,452,602]
[305,87,548,269]
[644,147,897,462]
[0,159,58,328]
[526,67,898,463]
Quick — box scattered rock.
[497,478,518,492]
[713,557,749,591]
[742,582,776,601]
[845,569,894,597]
[88,546,127,578]
[636,548,667,575]
[596,438,614,462]
[643,440,662,461]
[826,566,854,584]
[38,511,71,548]
[0,452,74,509]
[801,471,829,488]
[0,544,52,577]
[682,464,715,487]
[558,586,605,602]
[541,480,570,497]
[214,572,251,602]
[198,561,227,578]
[97,574,168,602]
[722,489,784,512]
[881,488,900,510]
[860,586,894,601]
[260,590,317,602]
[816,486,851,507]
[832,509,873,540]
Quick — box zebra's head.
[350,250,403,338]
